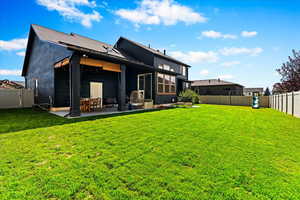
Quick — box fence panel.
[199,95,269,107]
[268,91,300,118]
[0,89,34,109]
[294,92,300,118]
[21,89,34,108]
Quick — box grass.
[1,105,300,199]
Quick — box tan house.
[243,88,264,96]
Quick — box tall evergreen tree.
[264,87,271,96]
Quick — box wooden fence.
[0,89,34,109]
[269,91,300,118]
[199,95,270,108]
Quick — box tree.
[274,50,300,93]
[264,87,271,96]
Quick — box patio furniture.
[90,97,102,111]
[80,98,91,112]
[80,98,102,112]
[129,90,144,109]
[144,99,153,109]
[103,98,118,108]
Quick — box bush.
[178,89,200,104]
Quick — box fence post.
[286,93,288,114]
[281,94,283,112]
[292,92,294,116]
[19,89,22,108]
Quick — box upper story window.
[158,64,174,72]
[181,66,187,76]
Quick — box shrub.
[178,89,200,104]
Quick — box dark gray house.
[22,24,191,116]
[191,79,244,96]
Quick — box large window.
[157,73,176,94]
[158,64,175,72]
[181,65,187,76]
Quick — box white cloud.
[0,69,22,76]
[241,31,257,38]
[219,47,263,56]
[0,38,27,51]
[16,51,26,56]
[218,74,233,80]
[221,61,240,67]
[169,50,219,64]
[36,0,102,27]
[200,69,209,75]
[200,30,237,39]
[115,0,207,26]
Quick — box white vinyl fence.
[0,89,34,109]
[199,95,270,108]
[269,91,300,118]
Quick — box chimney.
[163,50,166,55]
[148,44,150,48]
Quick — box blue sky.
[1,0,300,89]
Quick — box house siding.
[54,67,119,107]
[154,56,188,80]
[116,40,154,66]
[25,35,72,104]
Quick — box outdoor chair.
[129,90,144,109]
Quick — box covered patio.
[52,49,155,117]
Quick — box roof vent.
[163,50,166,55]
[218,78,220,82]
[70,32,75,36]
[157,49,160,52]
[148,44,150,48]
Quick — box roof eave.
[117,37,191,68]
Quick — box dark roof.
[116,37,191,67]
[0,80,25,89]
[22,24,187,76]
[31,24,130,59]
[243,88,264,92]
[191,79,244,87]
[22,24,151,76]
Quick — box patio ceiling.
[54,57,121,73]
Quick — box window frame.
[157,73,176,95]
[181,65,187,76]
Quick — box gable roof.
[191,79,244,87]
[22,24,149,76]
[116,37,191,68]
[31,24,128,59]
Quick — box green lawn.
[1,105,300,200]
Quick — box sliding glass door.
[137,73,152,99]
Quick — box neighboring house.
[0,80,25,89]
[22,24,191,116]
[191,79,244,96]
[243,88,264,96]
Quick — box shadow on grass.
[0,108,163,135]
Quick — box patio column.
[118,64,126,111]
[69,52,81,117]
